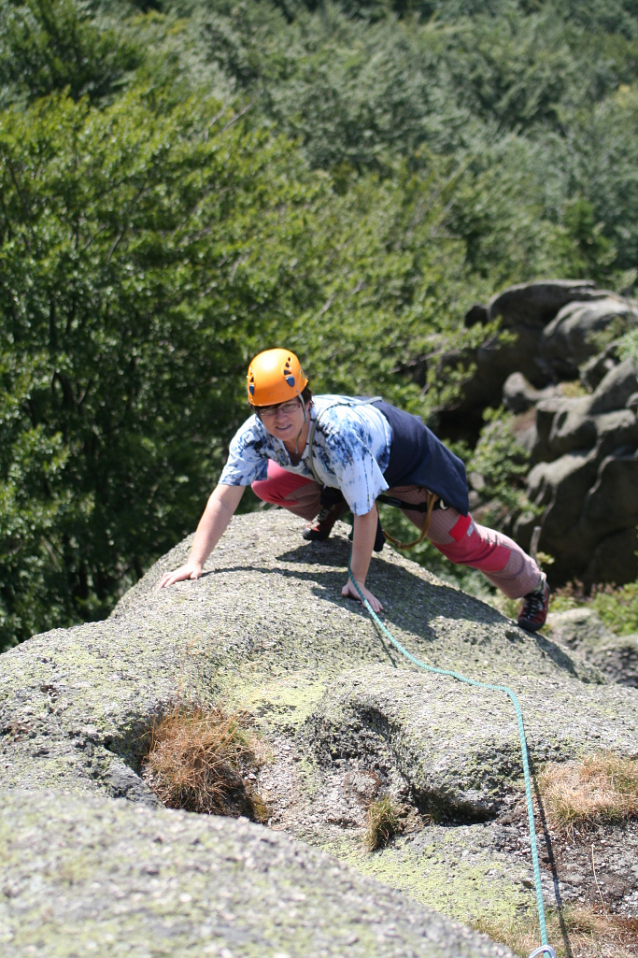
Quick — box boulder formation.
[2,511,638,955]
[438,280,638,587]
[547,607,638,689]
[441,281,611,417]
[1,788,508,958]
[516,355,638,585]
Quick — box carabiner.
[528,947,556,958]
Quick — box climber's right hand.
[157,561,203,590]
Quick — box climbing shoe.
[518,576,550,633]
[302,501,348,541]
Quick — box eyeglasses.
[256,399,301,420]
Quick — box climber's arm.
[158,484,246,589]
[341,503,383,612]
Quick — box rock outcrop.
[1,788,510,958]
[547,608,638,688]
[437,280,638,586]
[539,297,637,378]
[2,511,638,954]
[442,281,615,414]
[516,356,638,584]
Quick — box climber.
[158,348,550,632]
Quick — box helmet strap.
[295,395,307,456]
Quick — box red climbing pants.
[252,461,541,600]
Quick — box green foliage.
[2,0,638,648]
[0,85,332,648]
[465,408,536,526]
[618,328,638,362]
[568,83,638,275]
[441,8,575,131]
[0,0,142,105]
[591,581,638,636]
[554,197,617,284]
[181,0,638,289]
[551,575,638,636]
[290,157,494,411]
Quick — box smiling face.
[257,398,309,445]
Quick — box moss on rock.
[0,789,514,957]
[1,511,638,944]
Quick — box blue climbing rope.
[347,559,556,958]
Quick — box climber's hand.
[341,578,383,613]
[158,561,203,590]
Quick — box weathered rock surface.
[2,510,638,949]
[443,281,614,417]
[590,636,638,688]
[397,279,638,590]
[517,357,638,584]
[0,789,511,958]
[502,372,560,415]
[546,608,615,650]
[435,278,638,586]
[539,296,637,377]
[547,609,638,688]
[485,281,606,330]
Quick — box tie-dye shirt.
[218,396,393,515]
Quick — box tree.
[0,0,141,106]
[0,86,327,648]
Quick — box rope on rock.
[347,558,556,958]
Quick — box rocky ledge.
[433,279,638,587]
[0,789,510,958]
[2,511,638,955]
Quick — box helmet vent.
[283,356,296,388]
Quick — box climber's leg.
[384,485,542,600]
[251,460,321,521]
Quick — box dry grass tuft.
[539,752,638,832]
[142,705,268,821]
[475,905,638,958]
[364,796,402,851]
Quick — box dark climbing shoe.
[302,502,348,541]
[518,577,550,633]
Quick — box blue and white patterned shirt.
[218,396,393,515]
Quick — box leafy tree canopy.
[1,0,638,648]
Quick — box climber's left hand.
[342,578,383,613]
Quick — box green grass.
[551,579,638,636]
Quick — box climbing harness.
[377,490,438,551]
[347,558,555,958]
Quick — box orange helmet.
[247,348,308,406]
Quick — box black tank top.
[372,400,469,516]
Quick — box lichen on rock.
[0,788,513,958]
[2,510,638,953]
